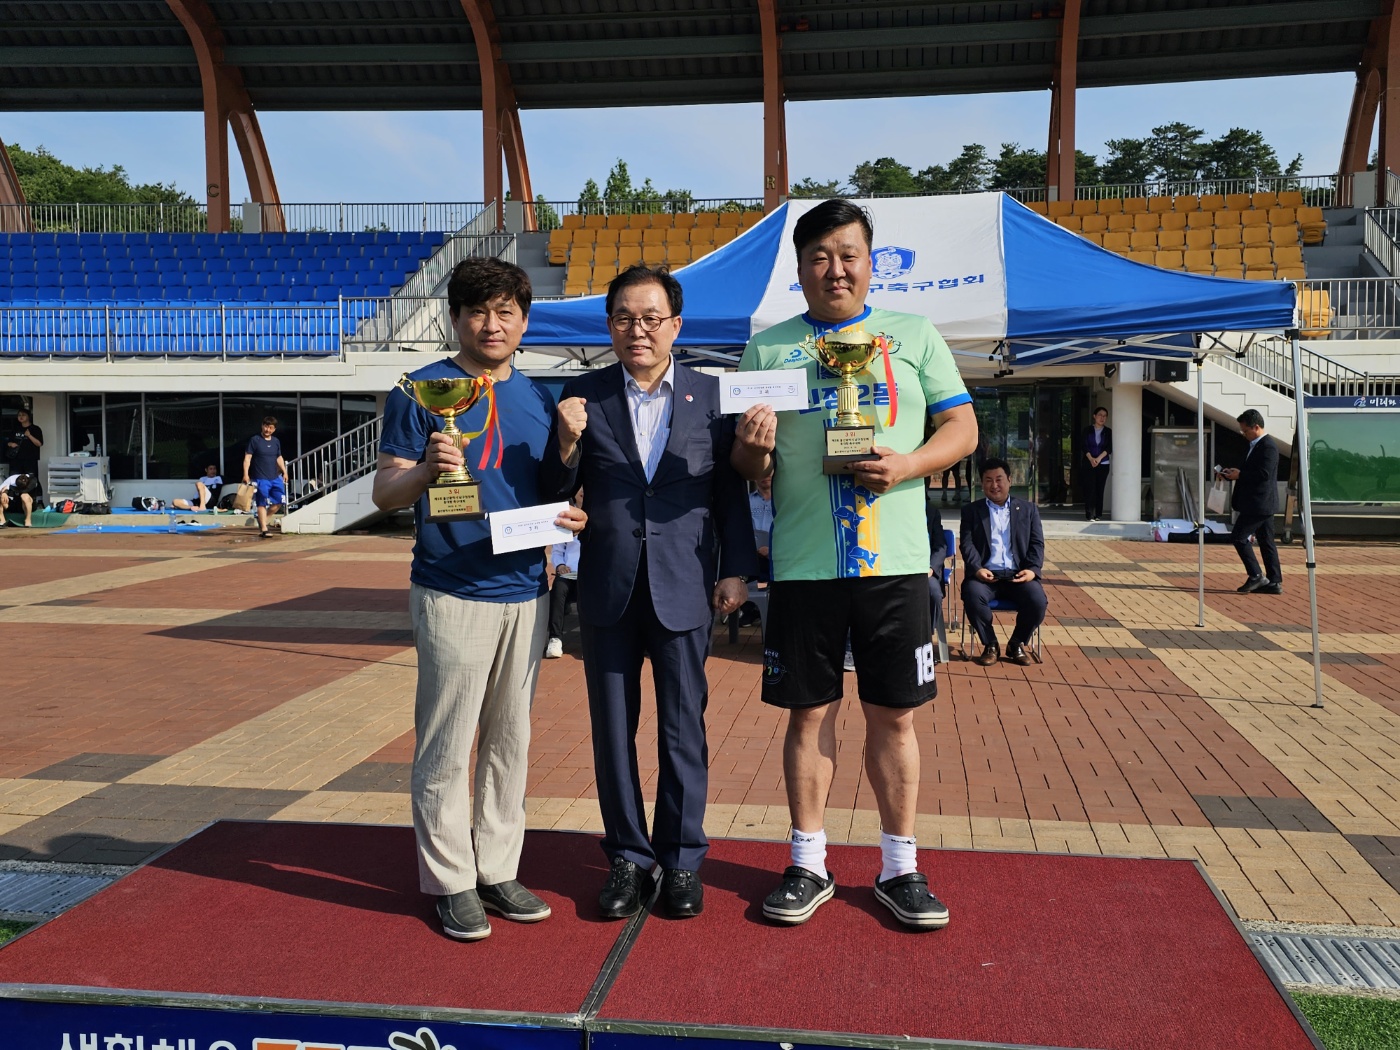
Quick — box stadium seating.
[546,209,764,294]
[0,231,445,306]
[1037,192,1314,279]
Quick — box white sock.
[791,828,827,880]
[880,831,918,883]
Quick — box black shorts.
[761,575,936,710]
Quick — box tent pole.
[1289,332,1324,709]
[1196,356,1206,628]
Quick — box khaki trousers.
[410,582,546,895]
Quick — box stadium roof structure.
[0,0,1393,230]
[0,0,1383,112]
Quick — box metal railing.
[1387,170,1400,208]
[396,204,514,300]
[1062,173,1352,206]
[1296,277,1400,342]
[285,414,383,511]
[1365,208,1400,277]
[0,303,345,359]
[0,202,210,234]
[340,296,452,353]
[242,201,488,235]
[539,197,764,222]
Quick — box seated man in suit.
[960,458,1046,667]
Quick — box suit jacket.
[959,497,1045,579]
[1082,425,1112,466]
[542,361,758,632]
[1231,434,1279,517]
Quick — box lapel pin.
[685,394,693,402]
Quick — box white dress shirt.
[748,490,773,535]
[624,357,675,482]
[987,499,1014,570]
[551,536,581,575]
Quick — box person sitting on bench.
[959,458,1046,667]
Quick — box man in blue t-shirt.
[241,416,287,538]
[373,257,586,943]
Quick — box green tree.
[992,143,1045,189]
[578,160,692,214]
[577,177,603,217]
[1146,122,1206,182]
[850,157,920,196]
[788,176,843,199]
[534,194,560,231]
[603,159,635,204]
[8,142,201,231]
[912,145,993,194]
[1100,137,1153,185]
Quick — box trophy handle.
[396,373,423,407]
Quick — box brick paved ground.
[1,526,1398,928]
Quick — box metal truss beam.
[0,132,30,232]
[460,0,534,232]
[1047,0,1080,204]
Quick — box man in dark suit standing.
[960,458,1047,667]
[547,266,758,921]
[1218,408,1282,594]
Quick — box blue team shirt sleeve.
[380,386,432,461]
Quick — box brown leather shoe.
[1004,641,1033,666]
[975,643,999,666]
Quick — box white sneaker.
[544,637,563,659]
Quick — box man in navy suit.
[960,458,1047,667]
[1218,408,1282,594]
[547,266,758,921]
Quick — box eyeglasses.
[608,314,674,333]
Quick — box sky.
[1,72,1360,206]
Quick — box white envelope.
[719,369,809,414]
[489,502,573,554]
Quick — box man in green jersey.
[732,199,978,929]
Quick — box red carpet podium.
[0,821,1320,1050]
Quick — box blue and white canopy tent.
[524,194,1322,706]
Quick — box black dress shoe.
[660,868,704,918]
[599,856,654,919]
[1256,581,1283,595]
[1237,576,1266,593]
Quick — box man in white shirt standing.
[959,458,1046,666]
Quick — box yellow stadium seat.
[591,242,618,264]
[1072,199,1097,217]
[1147,195,1173,214]
[564,280,590,297]
[1244,270,1276,280]
[1298,206,1327,245]
[1172,195,1201,212]
[664,227,690,244]
[1185,228,1214,251]
[1224,193,1252,211]
[1081,231,1105,246]
[1047,200,1073,218]
[718,211,743,228]
[1243,246,1274,276]
[1155,250,1184,269]
[1107,213,1135,232]
[694,211,720,228]
[1214,227,1243,249]
[641,244,667,265]
[1240,209,1269,227]
[1026,200,1049,215]
[1241,225,1272,248]
[1300,287,1331,337]
[547,245,568,265]
[1058,215,1083,232]
[1271,223,1301,247]
[642,228,667,244]
[713,227,738,246]
[1122,197,1148,214]
[1159,212,1189,231]
[673,212,697,229]
[1184,249,1214,274]
[1102,231,1132,253]
[618,245,643,267]
[1251,191,1278,209]
[691,242,713,261]
[548,228,571,249]
[1186,210,1215,229]
[1277,190,1305,208]
[594,228,619,246]
[741,211,764,228]
[606,214,629,230]
[1081,214,1109,233]
[1274,245,1304,269]
[593,263,619,284]
[1214,209,1242,227]
[571,227,597,244]
[583,214,606,229]
[1127,250,1155,264]
[1130,230,1157,250]
[664,245,690,266]
[1096,198,1125,214]
[1158,229,1187,251]
[1199,194,1225,212]
[618,228,643,245]
[1276,264,1307,281]
[1267,207,1296,226]
[1213,248,1243,273]
[1133,213,1159,233]
[562,213,583,230]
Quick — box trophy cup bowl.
[397,373,490,519]
[800,330,886,473]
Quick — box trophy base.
[425,480,484,522]
[822,425,876,475]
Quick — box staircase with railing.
[280,415,387,533]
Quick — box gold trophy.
[396,372,493,521]
[799,329,887,474]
